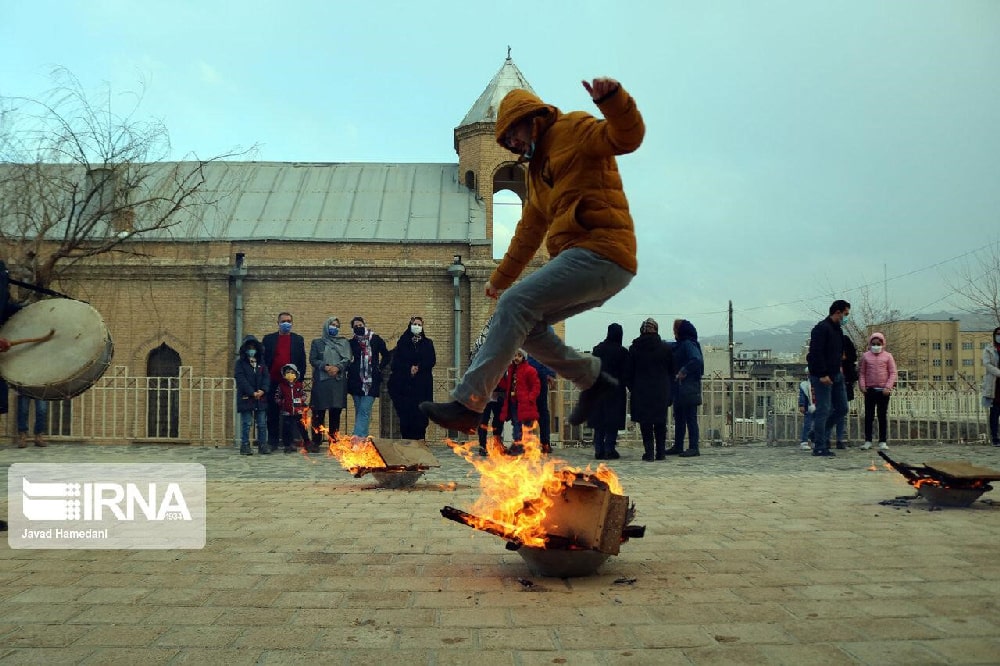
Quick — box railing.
[3,370,992,447]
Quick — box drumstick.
[7,329,56,347]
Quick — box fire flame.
[447,423,623,549]
[301,409,385,473]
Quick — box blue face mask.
[523,141,536,160]
[328,326,339,337]
[245,349,256,358]
[278,321,292,334]
[841,315,850,325]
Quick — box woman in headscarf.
[308,316,352,451]
[629,318,674,461]
[588,323,631,459]
[388,316,437,441]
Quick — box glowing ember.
[447,423,624,549]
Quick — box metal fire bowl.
[917,485,987,507]
[371,470,424,489]
[517,547,611,578]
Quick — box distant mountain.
[701,320,814,355]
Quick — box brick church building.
[2,57,568,445]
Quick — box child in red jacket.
[274,363,309,453]
[498,349,540,454]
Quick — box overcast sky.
[2,0,998,350]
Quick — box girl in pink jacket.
[858,332,897,450]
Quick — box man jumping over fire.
[421,76,645,433]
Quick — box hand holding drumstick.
[0,329,56,352]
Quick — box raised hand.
[582,77,620,101]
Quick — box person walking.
[347,316,390,440]
[671,319,704,457]
[858,331,897,451]
[388,316,436,442]
[628,318,674,461]
[308,316,351,451]
[419,76,645,434]
[806,300,851,457]
[983,326,1000,447]
[588,323,630,460]
[234,335,270,455]
[262,312,307,451]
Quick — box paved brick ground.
[2,439,999,664]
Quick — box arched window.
[464,170,476,190]
[147,343,181,438]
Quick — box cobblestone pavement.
[1,439,999,664]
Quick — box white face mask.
[995,334,1000,344]
[871,344,883,354]
[410,324,422,335]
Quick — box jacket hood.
[604,323,624,346]
[494,89,558,149]
[239,335,263,357]
[868,331,886,347]
[676,319,698,342]
[280,363,300,378]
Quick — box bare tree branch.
[946,241,1000,329]
[0,67,255,297]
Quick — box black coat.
[347,333,390,397]
[807,317,844,379]
[234,337,270,413]
[629,333,674,423]
[588,325,631,430]
[261,331,307,381]
[388,333,436,404]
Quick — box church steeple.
[454,53,535,150]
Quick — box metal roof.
[180,161,488,243]
[3,161,488,244]
[458,57,535,127]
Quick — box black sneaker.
[568,372,619,426]
[813,449,836,457]
[606,450,621,460]
[835,442,846,450]
[679,449,700,457]
[419,401,482,434]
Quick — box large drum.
[0,299,114,400]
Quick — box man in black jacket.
[807,299,851,457]
[262,312,307,450]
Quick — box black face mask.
[353,326,365,336]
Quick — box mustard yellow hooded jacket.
[490,86,645,290]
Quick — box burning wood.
[309,415,440,483]
[879,452,999,507]
[441,428,644,568]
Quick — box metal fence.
[3,369,992,447]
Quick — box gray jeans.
[453,248,634,413]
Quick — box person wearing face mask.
[419,76,645,435]
[982,326,1000,447]
[388,316,436,442]
[308,316,352,452]
[858,332,897,451]
[806,299,851,457]
[234,335,270,455]
[274,363,309,453]
[262,312,307,452]
[346,316,390,440]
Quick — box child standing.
[498,349,540,455]
[858,332,897,451]
[275,363,309,453]
[235,335,270,455]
